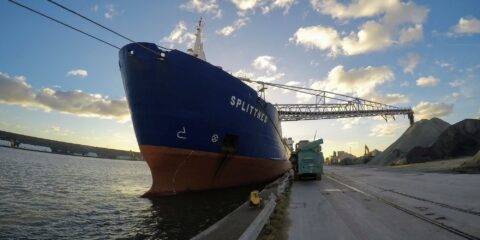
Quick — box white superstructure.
[188,18,206,61]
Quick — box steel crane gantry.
[239,78,414,125]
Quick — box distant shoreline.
[0,130,142,161]
[0,145,144,162]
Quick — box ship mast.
[190,18,206,61]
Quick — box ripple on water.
[0,147,257,239]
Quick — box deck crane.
[240,78,415,125]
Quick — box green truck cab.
[292,139,324,180]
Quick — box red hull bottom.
[140,145,292,196]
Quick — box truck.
[291,139,324,180]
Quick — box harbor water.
[0,147,255,239]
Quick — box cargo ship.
[119,19,291,196]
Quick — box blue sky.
[0,0,479,156]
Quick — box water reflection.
[0,147,262,240]
[131,185,261,240]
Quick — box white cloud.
[180,0,222,18]
[231,0,295,15]
[233,69,255,79]
[398,24,423,43]
[435,60,454,71]
[292,65,395,104]
[104,4,120,19]
[261,0,296,14]
[310,60,321,67]
[416,76,438,87]
[381,1,428,27]
[413,101,453,120]
[162,21,196,48]
[252,55,277,73]
[339,20,393,55]
[232,69,257,89]
[451,17,480,35]
[231,0,259,11]
[449,92,461,102]
[36,89,129,121]
[255,72,285,82]
[449,79,464,88]
[289,25,341,56]
[285,81,300,86]
[310,0,395,20]
[0,71,129,121]
[233,68,283,83]
[310,65,393,97]
[67,69,88,78]
[295,91,314,103]
[466,64,480,73]
[369,122,401,137]
[398,52,420,74]
[0,72,36,106]
[371,93,409,105]
[339,118,360,129]
[216,18,249,36]
[234,55,285,90]
[92,4,99,12]
[310,0,428,22]
[282,81,301,93]
[294,0,428,56]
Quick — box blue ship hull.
[119,43,291,195]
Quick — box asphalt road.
[286,166,480,240]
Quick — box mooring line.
[326,174,480,240]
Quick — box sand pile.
[455,150,480,172]
[368,118,450,165]
[406,119,480,163]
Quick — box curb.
[238,193,277,240]
[191,170,293,240]
[240,170,293,240]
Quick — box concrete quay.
[286,165,480,240]
[192,171,292,240]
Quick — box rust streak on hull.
[140,145,292,197]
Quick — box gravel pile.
[406,119,480,163]
[368,118,450,165]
